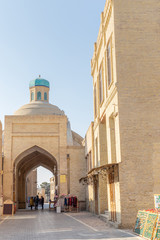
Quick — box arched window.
[31,92,34,101]
[44,92,47,101]
[37,91,41,100]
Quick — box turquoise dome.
[29,78,50,88]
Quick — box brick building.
[1,77,86,211]
[84,0,160,228]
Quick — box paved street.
[0,210,142,240]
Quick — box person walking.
[41,196,44,210]
[35,195,39,210]
[30,197,34,210]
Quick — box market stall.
[55,195,78,213]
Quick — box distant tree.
[40,182,50,195]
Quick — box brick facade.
[85,0,160,228]
[2,79,86,210]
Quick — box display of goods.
[143,213,157,239]
[134,210,149,236]
[134,210,159,239]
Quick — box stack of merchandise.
[134,209,160,239]
[134,195,160,239]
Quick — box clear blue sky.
[0,0,106,137]
[0,0,106,184]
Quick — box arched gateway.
[14,146,57,209]
[3,77,86,210]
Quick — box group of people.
[29,195,44,210]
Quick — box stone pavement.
[0,210,143,240]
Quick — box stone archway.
[13,146,57,209]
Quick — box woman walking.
[30,197,34,210]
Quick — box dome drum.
[29,78,50,102]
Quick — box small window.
[37,91,41,100]
[99,67,103,103]
[44,92,47,101]
[94,84,97,117]
[89,151,92,171]
[107,40,112,86]
[95,138,98,167]
[31,92,34,101]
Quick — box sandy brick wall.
[26,169,37,199]
[67,146,86,201]
[85,123,94,156]
[114,0,160,228]
[88,184,94,212]
[3,115,68,202]
[99,174,108,214]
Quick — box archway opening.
[26,166,56,210]
[14,146,57,209]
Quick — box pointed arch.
[44,92,47,101]
[37,91,41,100]
[13,145,58,209]
[14,145,57,169]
